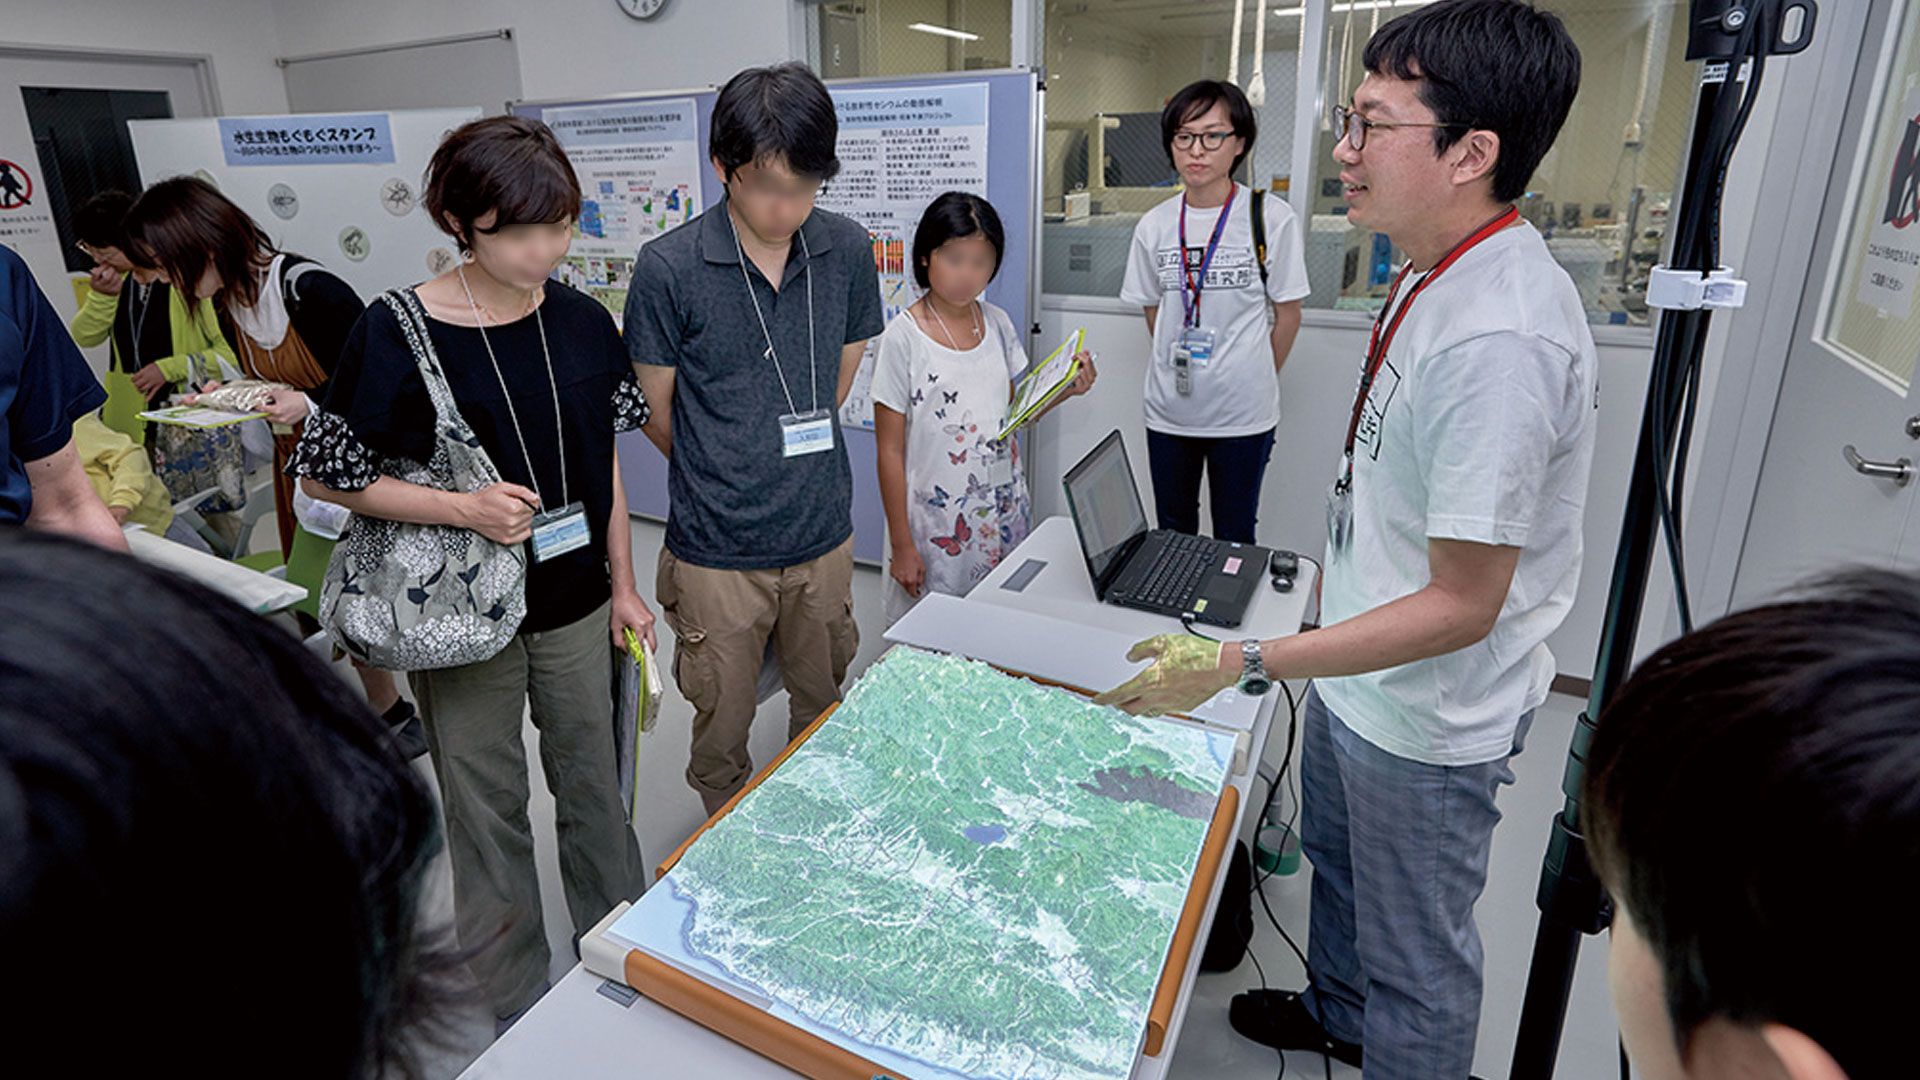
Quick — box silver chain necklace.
[456,265,569,510]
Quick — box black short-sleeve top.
[291,281,648,634]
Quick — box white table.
[460,516,1317,1080]
[122,525,308,614]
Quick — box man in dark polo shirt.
[625,62,883,815]
[1,244,124,550]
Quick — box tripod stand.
[1509,2,1818,1077]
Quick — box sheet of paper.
[138,405,266,428]
[999,328,1083,440]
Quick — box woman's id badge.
[529,501,591,563]
[780,409,835,458]
[1172,326,1215,396]
[987,440,1015,488]
[1176,325,1217,366]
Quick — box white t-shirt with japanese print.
[1119,183,1311,438]
[1317,220,1599,767]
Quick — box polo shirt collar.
[700,195,837,269]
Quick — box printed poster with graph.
[545,98,702,327]
[820,83,990,429]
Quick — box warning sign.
[0,159,32,209]
[0,157,54,244]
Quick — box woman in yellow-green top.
[72,413,176,536]
[68,191,235,443]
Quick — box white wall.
[2,1,292,370]
[266,0,800,104]
[3,0,290,114]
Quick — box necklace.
[127,280,154,373]
[925,296,982,351]
[457,264,568,510]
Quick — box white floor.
[294,515,1621,1080]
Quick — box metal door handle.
[1843,445,1913,486]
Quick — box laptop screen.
[1063,430,1150,584]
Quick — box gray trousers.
[410,601,646,1018]
[1300,685,1532,1080]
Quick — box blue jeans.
[1145,428,1274,543]
[1299,686,1532,1080]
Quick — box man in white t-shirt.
[1119,79,1309,543]
[1098,3,1592,1076]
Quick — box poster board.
[513,71,1041,564]
[128,107,484,303]
[1818,6,1920,392]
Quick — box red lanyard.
[1178,185,1236,328]
[1337,206,1520,489]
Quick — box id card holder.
[529,501,592,563]
[1326,478,1353,552]
[987,439,1015,488]
[779,409,835,458]
[1172,326,1215,396]
[1177,325,1217,367]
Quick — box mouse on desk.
[1269,549,1297,593]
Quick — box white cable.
[1248,0,1269,106]
[1228,0,1246,87]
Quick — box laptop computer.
[1062,429,1271,628]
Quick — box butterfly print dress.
[870,302,1034,624]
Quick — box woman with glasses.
[67,190,234,444]
[1119,79,1310,545]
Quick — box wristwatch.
[1236,639,1273,696]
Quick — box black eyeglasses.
[1331,104,1471,151]
[1171,130,1234,152]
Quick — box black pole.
[1508,2,1816,1077]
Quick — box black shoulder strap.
[1250,190,1270,290]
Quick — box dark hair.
[72,190,134,251]
[711,62,841,182]
[422,115,582,252]
[0,530,457,1079]
[1582,568,1920,1078]
[912,192,1005,290]
[124,177,276,309]
[1362,0,1581,203]
[1160,80,1258,178]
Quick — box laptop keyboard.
[1130,533,1214,610]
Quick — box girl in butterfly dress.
[873,192,1096,624]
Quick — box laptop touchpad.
[1203,556,1256,600]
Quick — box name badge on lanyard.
[1326,205,1521,555]
[529,501,592,562]
[987,437,1016,488]
[1173,186,1234,399]
[1326,480,1353,552]
[1172,326,1216,396]
[780,408,835,457]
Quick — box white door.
[1734,0,1920,605]
[0,49,212,337]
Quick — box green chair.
[234,525,336,622]
[284,525,337,621]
